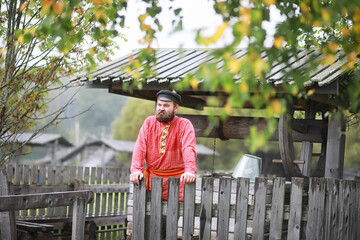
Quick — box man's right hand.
[130,172,143,185]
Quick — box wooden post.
[183,182,196,240]
[252,177,267,240]
[217,178,232,240]
[300,101,316,176]
[199,177,214,240]
[72,198,87,240]
[325,112,346,178]
[150,177,163,240]
[132,178,146,240]
[269,177,286,240]
[234,177,249,240]
[287,177,304,240]
[167,177,180,239]
[0,166,16,240]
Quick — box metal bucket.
[231,154,262,182]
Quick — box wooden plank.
[21,165,30,217]
[95,167,103,217]
[0,190,94,210]
[55,166,63,217]
[0,166,16,240]
[89,167,96,216]
[217,177,231,240]
[150,177,163,240]
[102,168,109,218]
[72,198,87,240]
[182,182,196,240]
[167,177,180,239]
[252,177,267,240]
[269,177,285,240]
[178,114,323,142]
[107,168,114,218]
[339,180,350,239]
[199,177,213,240]
[234,177,249,240]
[324,113,346,178]
[132,179,146,240]
[324,178,338,240]
[287,177,304,240]
[61,166,70,216]
[30,165,38,216]
[356,181,360,240]
[306,178,326,240]
[47,165,56,217]
[38,165,46,216]
[349,181,357,240]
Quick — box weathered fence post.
[234,177,249,240]
[287,177,304,240]
[306,178,326,240]
[324,178,339,240]
[150,177,163,240]
[252,177,268,240]
[132,178,146,240]
[269,177,286,240]
[72,197,87,240]
[200,177,214,240]
[183,181,196,240]
[0,166,16,240]
[167,177,180,239]
[217,177,232,240]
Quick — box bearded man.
[130,90,197,201]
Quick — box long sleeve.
[131,119,148,173]
[181,120,197,175]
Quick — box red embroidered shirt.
[131,115,197,200]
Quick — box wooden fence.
[128,176,360,240]
[5,164,130,240]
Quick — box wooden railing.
[128,176,360,240]
[0,190,93,240]
[5,164,130,239]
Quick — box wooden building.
[74,48,354,179]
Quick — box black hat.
[156,90,181,105]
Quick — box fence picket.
[287,177,304,240]
[199,177,214,240]
[217,177,232,240]
[324,178,338,240]
[252,177,267,240]
[269,177,285,240]
[233,178,249,240]
[183,182,196,240]
[150,177,163,240]
[349,181,357,240]
[132,178,146,240]
[167,177,180,239]
[306,178,326,240]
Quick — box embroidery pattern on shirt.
[160,124,170,154]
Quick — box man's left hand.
[180,172,196,184]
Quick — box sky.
[115,0,285,58]
[116,0,226,57]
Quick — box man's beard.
[156,110,175,123]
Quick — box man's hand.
[180,172,196,184]
[130,172,143,185]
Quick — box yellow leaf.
[342,28,350,37]
[273,36,285,49]
[19,2,27,12]
[347,53,358,69]
[224,102,232,115]
[254,58,266,77]
[299,2,309,14]
[199,22,229,46]
[263,0,276,7]
[313,20,321,27]
[133,60,141,69]
[354,7,360,22]
[328,42,339,52]
[321,8,331,23]
[228,59,241,74]
[125,66,132,74]
[239,81,249,93]
[139,13,149,23]
[89,48,95,56]
[42,0,55,13]
[132,71,140,79]
[320,53,335,65]
[18,34,24,43]
[140,23,151,31]
[54,2,65,15]
[190,78,199,90]
[95,9,104,20]
[307,89,315,96]
[271,100,282,114]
